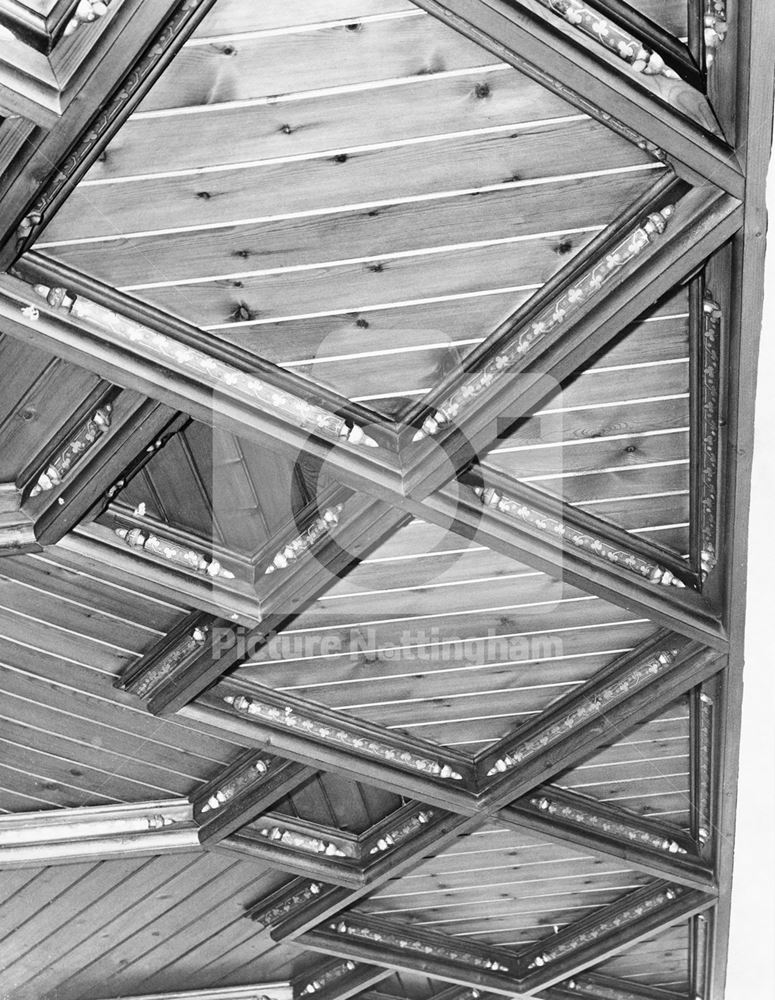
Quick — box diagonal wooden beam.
[402,183,740,499]
[476,633,723,804]
[410,0,741,193]
[293,959,392,1000]
[412,473,726,649]
[539,970,687,999]
[501,786,715,893]
[300,912,525,997]
[516,881,713,991]
[0,798,198,867]
[0,266,404,502]
[191,748,314,846]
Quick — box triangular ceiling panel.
[482,283,692,560]
[588,918,691,994]
[32,0,665,418]
[552,694,693,830]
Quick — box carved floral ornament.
[300,962,356,996]
[537,0,679,78]
[486,647,680,776]
[474,486,685,587]
[265,505,343,574]
[199,759,268,815]
[700,294,722,582]
[64,0,110,37]
[222,694,463,780]
[255,825,351,858]
[114,526,235,580]
[369,809,434,854]
[29,285,378,449]
[413,207,674,440]
[130,626,209,698]
[29,403,112,497]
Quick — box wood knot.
[475,82,491,99]
[356,318,369,328]
[367,263,384,273]
[232,302,253,322]
[333,153,348,164]
[280,124,294,135]
[624,444,637,454]
[555,240,573,255]
[233,249,252,259]
[196,191,211,200]
[345,22,362,31]
[222,45,236,56]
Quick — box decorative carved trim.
[704,1,727,63]
[536,0,678,78]
[699,294,722,581]
[247,879,325,928]
[222,694,464,781]
[327,920,511,973]
[63,0,110,37]
[474,486,685,587]
[265,505,343,574]
[16,0,213,249]
[366,807,434,855]
[413,208,674,439]
[525,885,686,969]
[200,758,268,814]
[528,794,687,855]
[28,403,112,497]
[690,911,711,999]
[32,284,378,449]
[300,961,357,996]
[486,646,680,776]
[563,974,663,999]
[114,527,235,580]
[696,692,714,847]
[254,825,351,859]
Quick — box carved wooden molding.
[295,960,392,1000]
[693,691,715,850]
[698,292,722,582]
[413,207,674,440]
[251,820,359,861]
[246,877,332,931]
[63,0,110,37]
[0,799,197,867]
[689,910,712,999]
[114,525,236,580]
[535,1,678,79]
[553,972,684,999]
[362,804,436,857]
[298,961,358,996]
[474,484,685,588]
[32,283,380,450]
[704,1,728,63]
[264,505,344,575]
[28,401,112,496]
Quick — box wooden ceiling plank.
[409,0,741,193]
[44,120,656,243]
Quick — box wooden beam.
[517,881,712,991]
[476,633,724,805]
[414,474,726,649]
[410,0,741,193]
[538,971,689,1000]
[293,959,392,1000]
[70,983,293,1000]
[502,786,715,893]
[195,681,479,811]
[192,749,316,846]
[402,183,741,499]
[20,388,181,546]
[0,798,198,867]
[0,268,404,502]
[300,913,526,997]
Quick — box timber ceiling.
[0,1,771,1000]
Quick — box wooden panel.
[357,821,652,946]
[0,555,242,812]
[192,0,417,37]
[273,772,403,834]
[554,698,692,828]
[237,521,656,748]
[590,921,690,992]
[627,0,689,37]
[485,289,691,553]
[0,852,300,1000]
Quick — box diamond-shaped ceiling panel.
[33,0,665,418]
